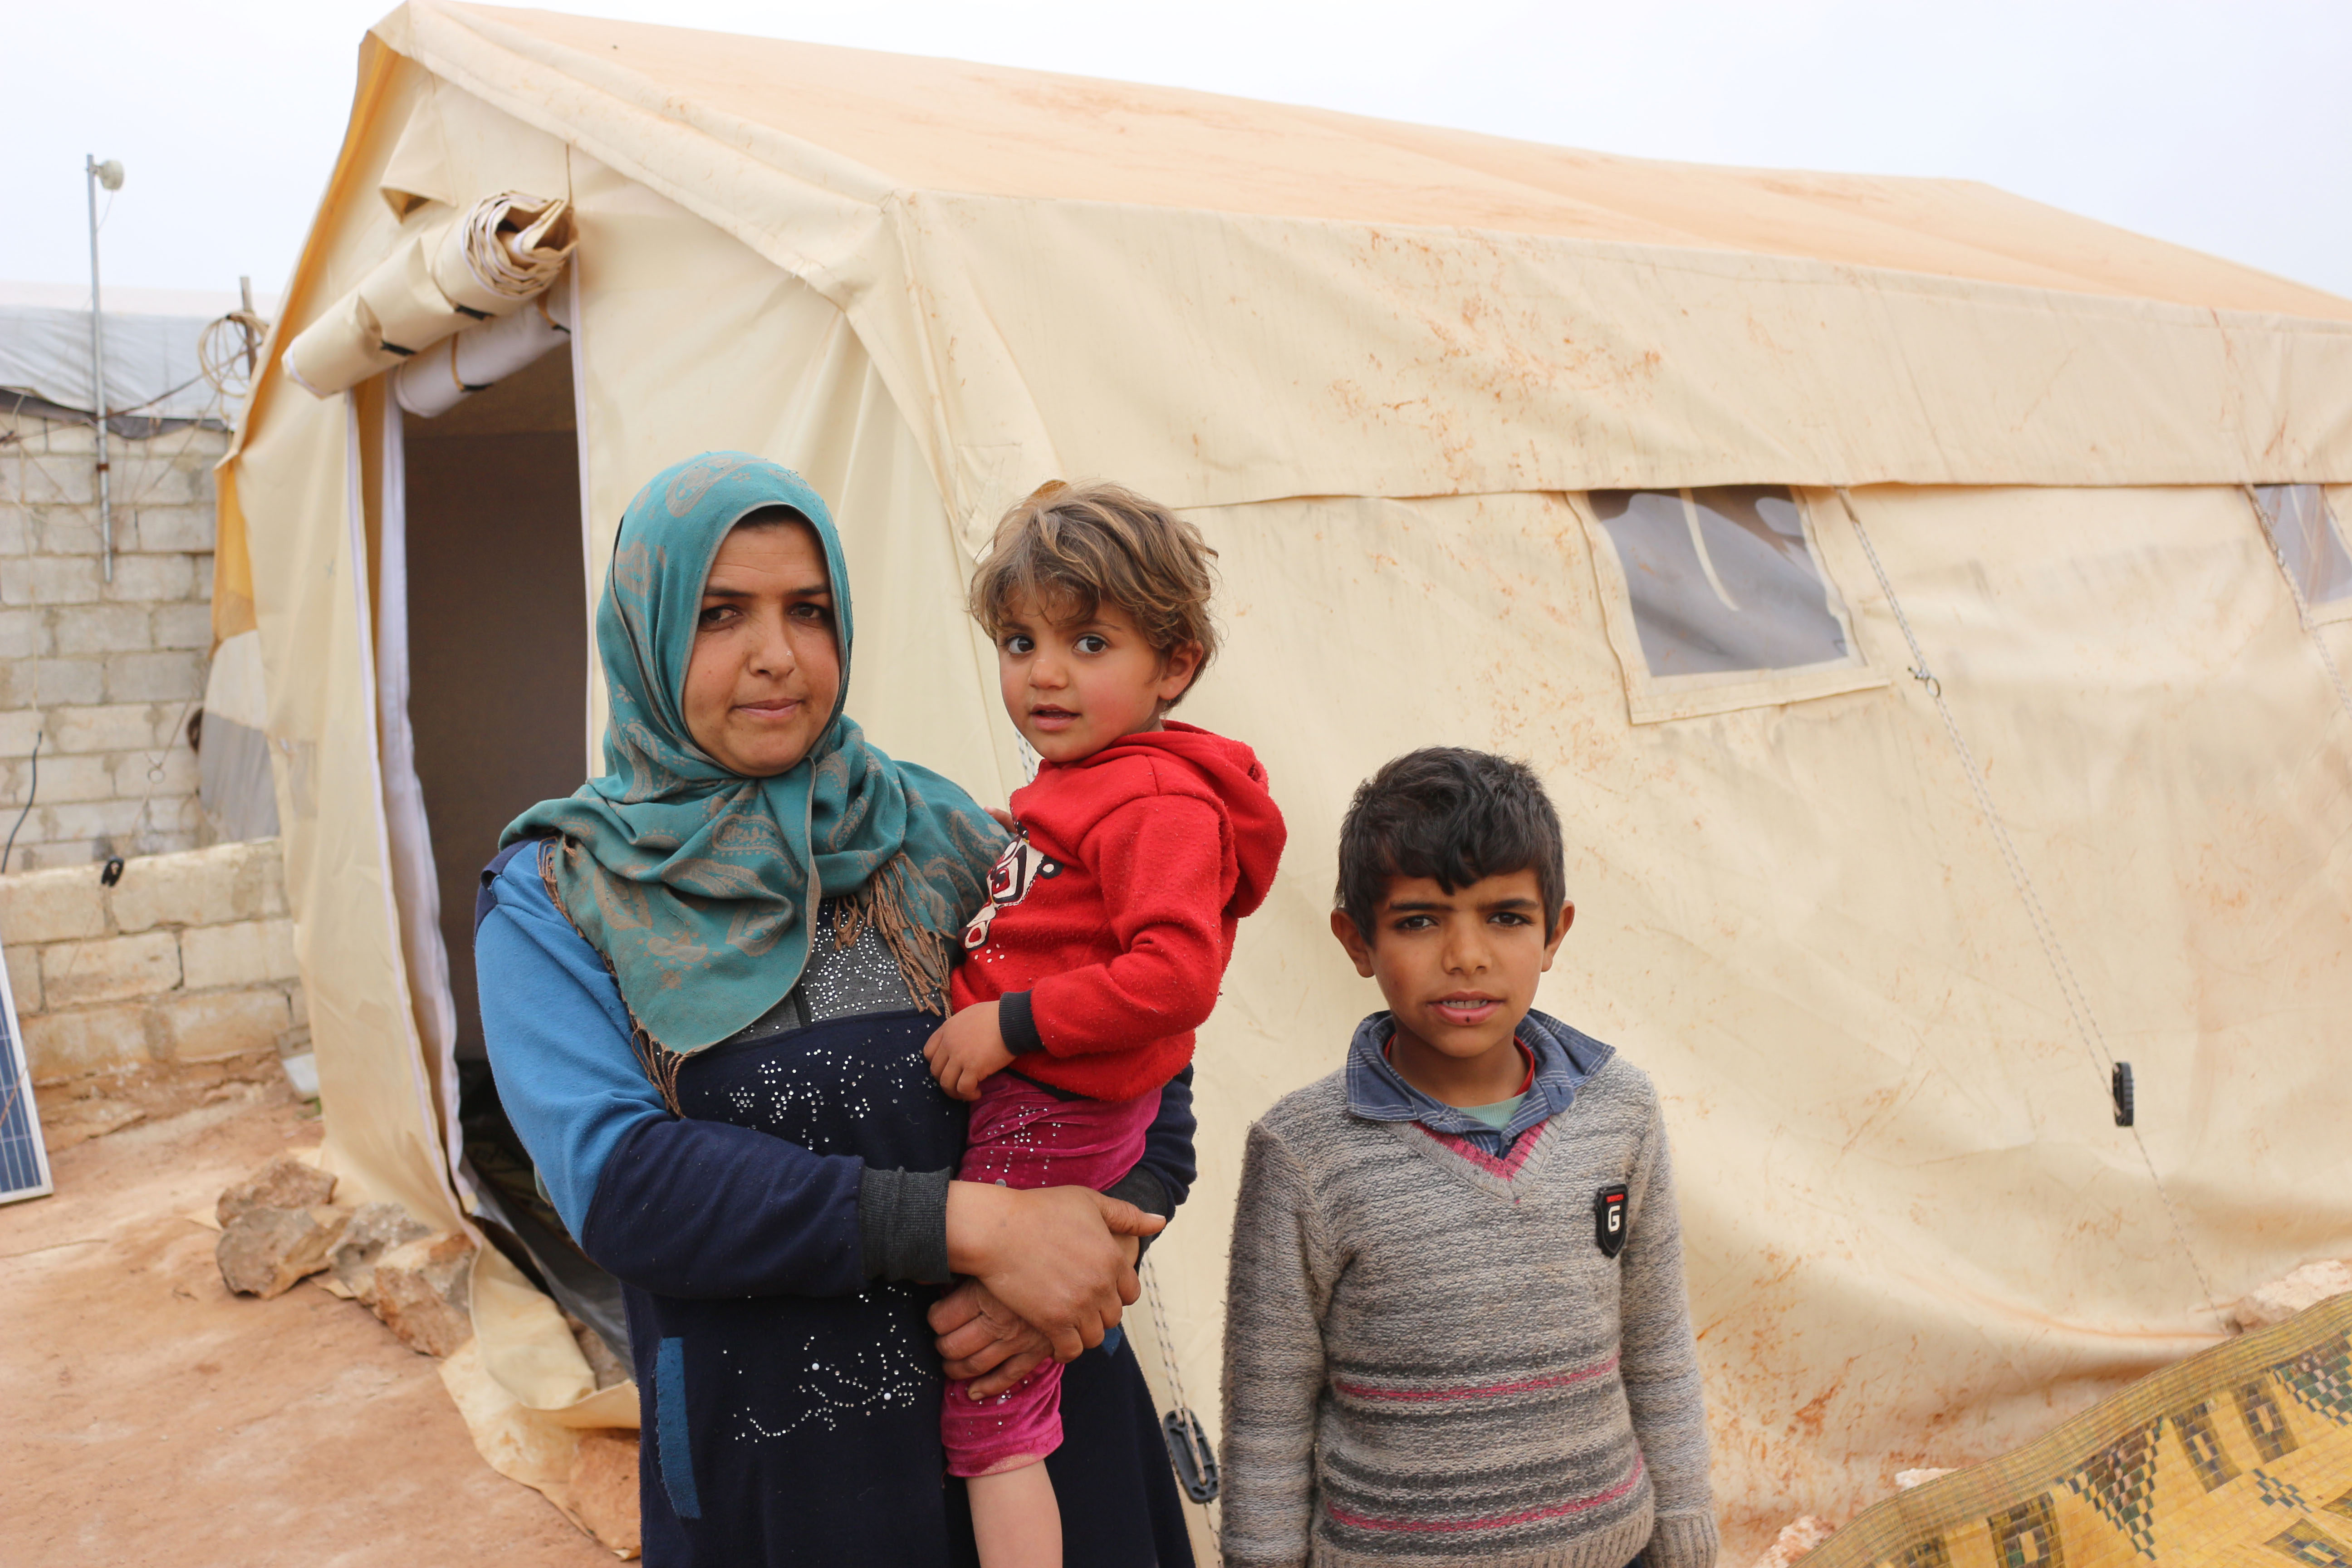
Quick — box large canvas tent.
[216,2,2352,1548]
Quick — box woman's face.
[682,519,842,776]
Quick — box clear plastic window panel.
[2254,485,2352,608]
[1591,485,1850,678]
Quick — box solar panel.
[0,938,53,1205]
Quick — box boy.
[1220,748,1716,1568]
[924,480,1287,1568]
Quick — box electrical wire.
[2,731,40,875]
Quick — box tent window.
[2254,485,2352,612]
[1589,486,1852,678]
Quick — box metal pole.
[84,155,113,584]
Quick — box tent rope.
[1836,488,2226,1332]
[2240,485,2352,726]
[1141,1254,1223,1555]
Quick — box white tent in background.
[214,3,2352,1552]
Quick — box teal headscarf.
[503,451,1004,1056]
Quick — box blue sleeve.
[475,846,869,1300]
[1139,1065,1198,1210]
[1104,1065,1198,1231]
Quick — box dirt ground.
[0,1058,613,1568]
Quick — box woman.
[476,453,1199,1566]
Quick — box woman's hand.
[945,1182,1162,1362]
[924,1003,1015,1101]
[930,1280,1052,1396]
[931,1229,1142,1396]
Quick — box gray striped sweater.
[1219,1039,1717,1568]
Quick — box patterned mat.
[1805,1293,2352,1568]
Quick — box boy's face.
[1331,868,1572,1082]
[994,591,1202,764]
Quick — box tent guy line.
[1838,487,2225,1333]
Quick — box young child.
[923,480,1287,1568]
[1220,748,1717,1568]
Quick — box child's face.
[993,592,1202,764]
[1331,868,1572,1069]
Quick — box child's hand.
[924,1003,1015,1101]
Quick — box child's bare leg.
[968,1459,1061,1568]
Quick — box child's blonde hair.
[967,480,1220,705]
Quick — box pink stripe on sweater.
[1332,1350,1619,1404]
[1324,1454,1646,1534]
[1417,1118,1547,1179]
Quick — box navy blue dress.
[475,843,1198,1566]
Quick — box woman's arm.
[480,848,1160,1317]
[479,856,869,1298]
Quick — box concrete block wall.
[0,837,307,1080]
[0,405,226,871]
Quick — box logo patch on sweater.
[1594,1184,1629,1258]
[963,830,1043,951]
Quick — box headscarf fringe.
[543,840,690,1114]
[832,854,953,1018]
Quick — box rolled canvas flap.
[430,192,577,318]
[281,191,575,399]
[393,289,572,418]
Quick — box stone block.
[46,703,175,755]
[2230,1259,2352,1332]
[108,748,198,804]
[179,918,297,990]
[156,987,291,1060]
[52,603,151,656]
[218,1153,338,1225]
[568,1430,642,1556]
[372,1233,475,1357]
[286,982,308,1027]
[36,797,147,845]
[36,511,102,555]
[1,753,114,805]
[0,861,109,943]
[100,552,194,605]
[28,657,106,706]
[217,1205,347,1299]
[150,601,212,651]
[5,943,40,1013]
[21,1002,152,1077]
[0,607,49,659]
[118,456,202,507]
[108,839,282,931]
[328,1202,432,1305]
[0,556,103,607]
[40,931,180,1005]
[29,419,96,455]
[130,506,216,554]
[0,708,44,759]
[0,455,94,505]
[103,649,203,703]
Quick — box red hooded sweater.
[949,722,1286,1102]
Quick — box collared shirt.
[1344,1007,1614,1155]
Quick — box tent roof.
[240,5,2352,530]
[401,6,2347,322]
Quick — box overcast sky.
[3,0,2346,308]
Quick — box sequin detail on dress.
[724,901,916,1043]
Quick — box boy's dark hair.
[1335,748,1568,941]
[967,480,1219,706]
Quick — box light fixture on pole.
[85,156,124,583]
